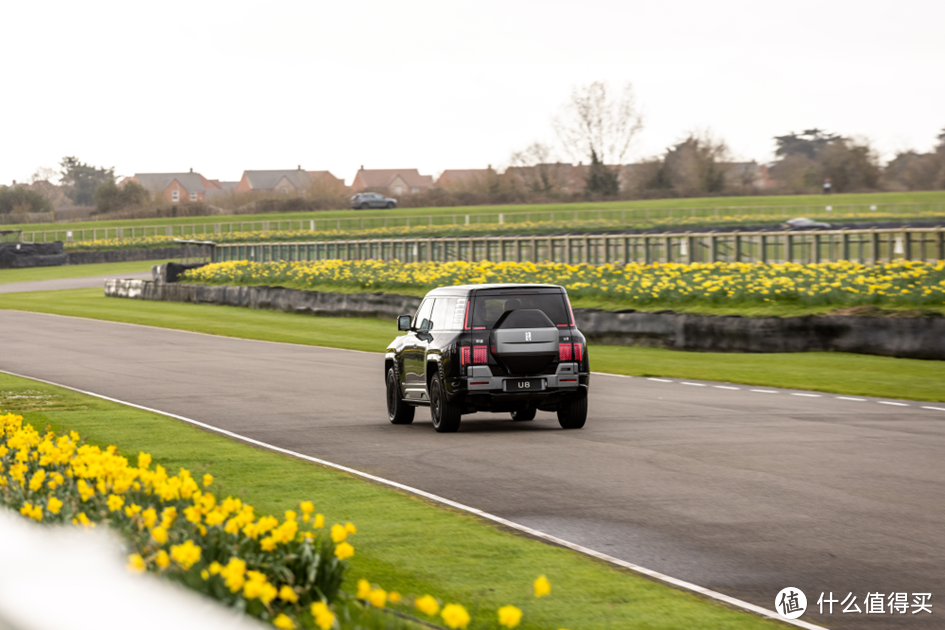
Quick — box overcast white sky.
[3,0,943,186]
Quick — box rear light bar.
[574,342,583,362]
[461,346,471,366]
[565,295,576,327]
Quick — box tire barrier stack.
[0,243,197,268]
[104,279,945,360]
[0,242,66,269]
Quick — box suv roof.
[424,283,565,297]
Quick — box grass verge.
[0,261,154,285]
[11,190,945,233]
[0,372,785,630]
[2,288,942,401]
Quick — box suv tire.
[359,203,369,210]
[430,374,461,433]
[510,407,536,421]
[387,367,414,424]
[557,392,587,429]
[386,202,395,208]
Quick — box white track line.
[0,369,826,630]
[791,393,821,398]
[835,397,866,402]
[751,389,778,394]
[878,401,909,407]
[646,377,673,382]
[681,382,706,387]
[714,385,740,390]
[922,406,945,412]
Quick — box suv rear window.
[470,292,569,329]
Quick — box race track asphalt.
[0,272,152,293]
[1,309,942,629]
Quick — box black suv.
[385,284,590,432]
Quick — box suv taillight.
[473,346,488,364]
[559,342,582,362]
[461,346,471,366]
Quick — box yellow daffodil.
[151,526,168,545]
[498,605,523,628]
[155,550,170,569]
[127,553,146,573]
[333,541,354,560]
[441,603,471,629]
[310,602,335,630]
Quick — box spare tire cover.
[491,309,558,375]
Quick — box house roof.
[134,173,213,194]
[242,170,313,191]
[307,171,342,183]
[436,169,493,186]
[204,181,239,199]
[356,169,433,189]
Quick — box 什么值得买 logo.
[775,587,807,620]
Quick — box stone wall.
[104,280,945,360]
[105,279,423,320]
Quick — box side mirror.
[397,315,412,331]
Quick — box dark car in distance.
[351,192,397,209]
[385,284,590,432]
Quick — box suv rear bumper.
[464,362,582,391]
[446,362,588,410]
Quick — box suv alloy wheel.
[387,367,415,424]
[430,374,461,433]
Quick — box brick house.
[350,168,434,195]
[503,163,590,194]
[125,170,221,203]
[723,162,776,190]
[236,168,345,195]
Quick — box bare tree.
[553,81,644,166]
[507,142,570,194]
[29,166,60,184]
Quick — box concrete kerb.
[105,279,945,360]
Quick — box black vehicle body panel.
[385,284,589,416]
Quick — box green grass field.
[0,372,787,630]
[2,287,942,401]
[0,261,153,285]
[12,190,945,239]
